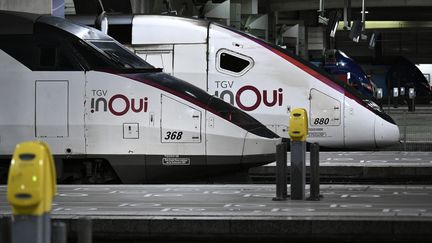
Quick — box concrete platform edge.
[2,216,432,242]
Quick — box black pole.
[77,217,92,243]
[290,140,306,200]
[411,97,415,112]
[273,142,287,201]
[0,217,11,243]
[52,221,67,243]
[308,143,321,201]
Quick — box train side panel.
[0,50,86,155]
[207,24,345,146]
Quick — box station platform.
[249,151,432,184]
[1,184,432,242]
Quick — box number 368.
[164,131,183,140]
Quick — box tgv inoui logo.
[213,82,283,111]
[90,89,148,116]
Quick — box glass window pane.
[90,41,154,70]
[40,47,56,67]
[220,52,250,73]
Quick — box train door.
[35,81,68,138]
[146,94,205,182]
[308,88,343,147]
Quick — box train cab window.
[34,42,79,71]
[89,41,154,70]
[216,49,253,76]
[39,47,56,67]
[72,41,111,70]
[35,45,77,70]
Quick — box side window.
[33,35,80,71]
[216,49,253,76]
[39,47,56,67]
[35,45,77,70]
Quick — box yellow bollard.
[288,108,308,200]
[288,108,308,142]
[7,141,56,243]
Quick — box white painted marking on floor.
[280,208,315,212]
[339,204,373,208]
[73,187,111,191]
[248,194,274,198]
[212,190,241,195]
[401,158,422,161]
[171,208,206,212]
[152,194,184,197]
[58,193,88,197]
[349,194,380,198]
[366,160,387,163]
[232,204,266,208]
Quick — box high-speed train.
[323,49,376,98]
[0,11,279,183]
[69,14,400,149]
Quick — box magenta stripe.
[220,26,370,110]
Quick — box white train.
[69,14,400,149]
[0,11,279,183]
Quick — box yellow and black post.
[7,141,56,243]
[288,108,308,200]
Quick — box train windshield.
[89,41,154,70]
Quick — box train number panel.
[160,95,202,143]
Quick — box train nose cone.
[374,116,400,148]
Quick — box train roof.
[0,10,112,41]
[67,14,210,45]
[132,15,209,45]
[0,11,39,34]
